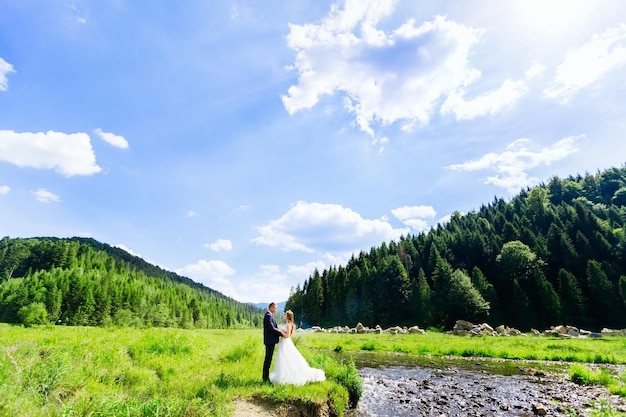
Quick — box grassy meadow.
[299,331,626,364]
[0,324,359,417]
[2,324,626,417]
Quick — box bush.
[17,303,48,327]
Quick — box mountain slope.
[0,236,264,328]
[286,166,626,331]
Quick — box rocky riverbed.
[233,354,626,417]
[350,360,626,417]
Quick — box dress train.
[269,334,325,385]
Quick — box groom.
[262,302,283,383]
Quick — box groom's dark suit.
[263,310,282,382]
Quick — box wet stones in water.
[354,365,626,417]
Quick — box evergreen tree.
[557,269,587,326]
[586,260,618,326]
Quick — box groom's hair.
[268,302,276,309]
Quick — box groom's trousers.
[263,343,276,382]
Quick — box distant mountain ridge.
[250,301,287,312]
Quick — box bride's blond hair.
[285,310,295,336]
[285,310,294,322]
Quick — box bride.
[269,310,326,385]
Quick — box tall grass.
[300,331,626,364]
[0,324,357,417]
[3,325,625,416]
[570,365,626,398]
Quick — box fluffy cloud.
[283,1,497,134]
[0,57,15,91]
[235,261,328,303]
[440,79,528,121]
[544,24,626,102]
[32,188,62,203]
[0,185,10,195]
[207,239,233,252]
[94,128,129,149]
[252,201,409,255]
[446,136,582,193]
[176,260,237,298]
[391,205,436,232]
[114,244,142,258]
[0,130,101,176]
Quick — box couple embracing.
[262,302,325,385]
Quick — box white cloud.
[544,24,626,102]
[32,188,62,203]
[525,61,545,80]
[0,185,10,195]
[446,136,582,193]
[436,212,465,227]
[0,57,15,91]
[114,243,142,258]
[176,260,237,298]
[283,1,484,135]
[0,130,101,176]
[207,239,233,252]
[252,201,409,255]
[259,264,283,279]
[392,205,436,220]
[94,128,129,149]
[235,261,328,303]
[236,279,289,304]
[286,261,327,280]
[186,210,197,218]
[391,205,436,232]
[440,78,528,121]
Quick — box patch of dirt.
[230,398,331,417]
[230,398,277,417]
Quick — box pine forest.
[0,237,264,328]
[2,167,626,332]
[286,166,626,331]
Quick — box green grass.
[0,324,357,417]
[299,331,626,364]
[570,365,626,399]
[3,325,626,416]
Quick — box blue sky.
[1,0,626,304]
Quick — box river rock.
[601,328,626,337]
[408,325,425,334]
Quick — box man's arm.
[269,315,283,336]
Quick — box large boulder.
[408,325,426,334]
[356,322,366,333]
[454,319,473,331]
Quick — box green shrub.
[18,303,48,327]
[360,342,376,351]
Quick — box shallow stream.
[341,352,626,417]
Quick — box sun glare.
[512,0,594,34]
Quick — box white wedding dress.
[269,325,326,386]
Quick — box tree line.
[0,237,264,328]
[286,166,626,331]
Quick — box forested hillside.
[0,237,264,328]
[286,166,626,331]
